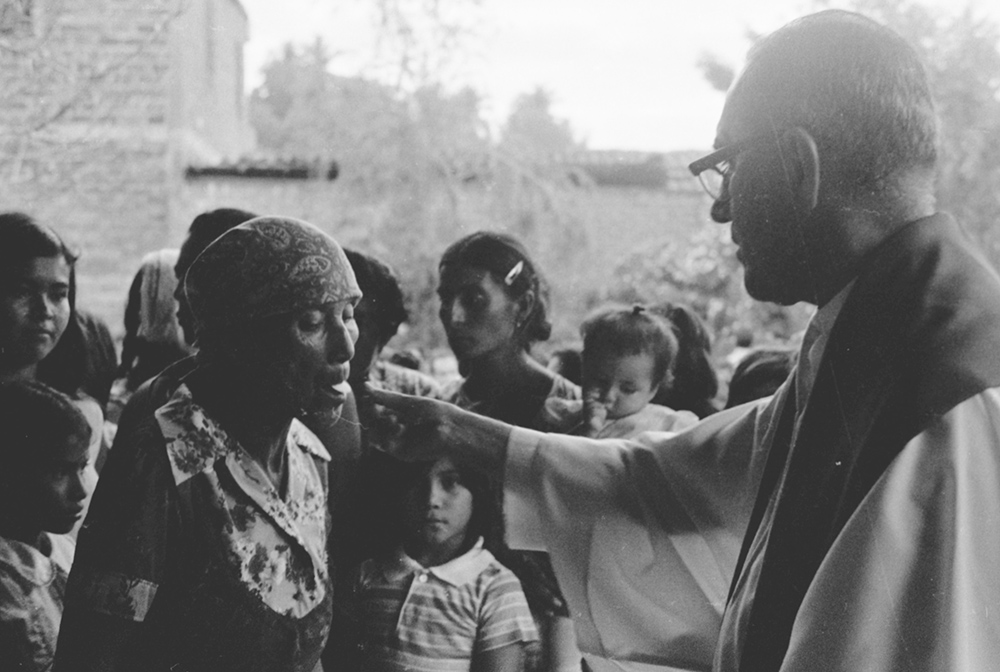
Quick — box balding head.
[730,10,937,197]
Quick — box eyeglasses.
[688,135,765,200]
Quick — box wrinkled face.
[402,457,474,564]
[248,300,359,417]
[711,93,814,306]
[438,266,520,362]
[31,435,93,534]
[0,256,72,371]
[583,350,660,420]
[348,295,381,385]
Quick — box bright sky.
[239,0,997,153]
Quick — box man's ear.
[781,127,820,213]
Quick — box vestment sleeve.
[474,565,539,654]
[503,398,776,668]
[779,389,1000,671]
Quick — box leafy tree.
[605,225,811,354]
[367,0,485,90]
[696,52,736,93]
[249,38,499,349]
[499,87,583,157]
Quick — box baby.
[546,305,699,438]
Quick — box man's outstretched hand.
[363,386,515,479]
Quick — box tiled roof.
[184,149,708,190]
[554,149,706,191]
[185,158,339,180]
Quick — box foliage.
[248,38,587,352]
[367,0,485,90]
[499,87,583,157]
[605,225,811,353]
[695,52,736,94]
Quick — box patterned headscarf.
[183,216,361,333]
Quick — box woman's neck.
[460,349,558,427]
[462,347,546,398]
[186,367,293,492]
[0,362,37,383]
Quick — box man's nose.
[711,196,731,223]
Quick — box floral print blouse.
[65,383,332,623]
[156,385,331,617]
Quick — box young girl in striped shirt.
[354,454,538,671]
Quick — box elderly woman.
[54,217,361,672]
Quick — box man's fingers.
[365,385,420,411]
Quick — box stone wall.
[0,0,179,324]
[1,0,252,327]
[175,171,712,347]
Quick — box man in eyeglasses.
[369,9,1000,672]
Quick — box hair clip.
[632,305,646,316]
[504,260,524,286]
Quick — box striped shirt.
[356,539,538,671]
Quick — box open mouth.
[322,380,350,400]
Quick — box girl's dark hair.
[345,248,408,347]
[726,346,797,409]
[547,346,582,386]
[439,231,552,346]
[377,454,506,559]
[650,302,720,418]
[581,304,679,389]
[0,379,91,480]
[0,212,86,395]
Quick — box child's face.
[30,435,92,534]
[402,457,474,565]
[583,350,660,420]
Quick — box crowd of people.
[3,8,1000,672]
